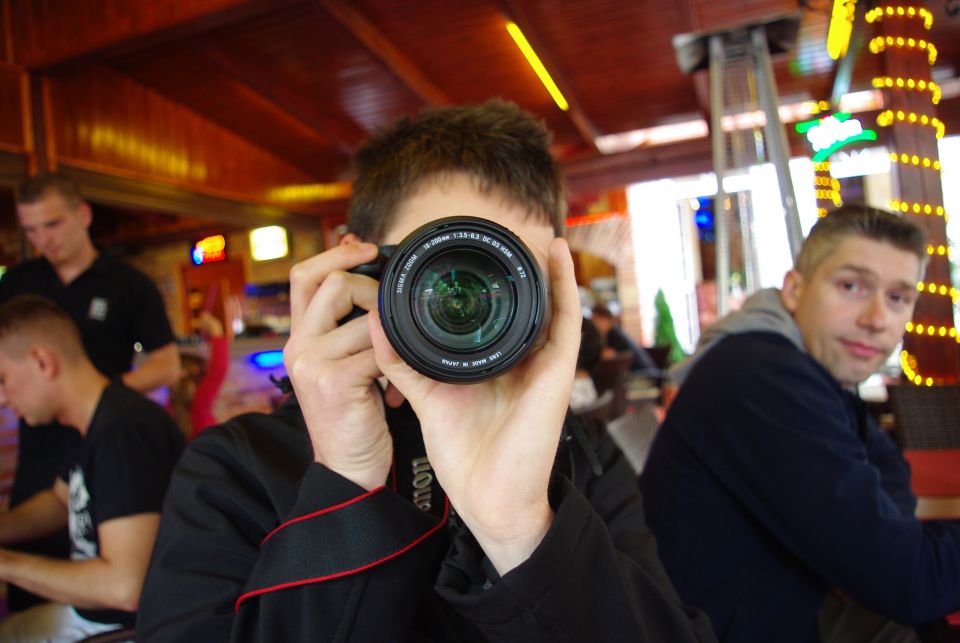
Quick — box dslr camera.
[346,216,549,384]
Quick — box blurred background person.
[591,304,659,376]
[169,311,230,441]
[0,172,179,613]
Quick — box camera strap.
[385,400,449,525]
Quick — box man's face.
[0,349,56,426]
[592,315,613,336]
[781,235,921,387]
[381,173,555,270]
[17,194,92,268]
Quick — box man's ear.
[339,232,363,246]
[30,346,61,381]
[780,269,804,314]
[77,202,93,229]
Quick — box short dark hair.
[17,172,85,209]
[796,204,927,277]
[0,295,85,362]
[591,305,614,321]
[347,100,566,243]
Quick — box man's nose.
[857,292,889,331]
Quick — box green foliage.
[653,289,687,365]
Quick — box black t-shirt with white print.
[60,382,184,627]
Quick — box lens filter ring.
[378,216,548,383]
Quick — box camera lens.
[378,216,549,383]
[413,250,510,351]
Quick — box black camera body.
[346,216,549,384]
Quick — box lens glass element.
[412,249,512,351]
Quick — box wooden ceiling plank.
[500,0,599,152]
[201,43,361,155]
[318,0,450,106]
[9,0,301,70]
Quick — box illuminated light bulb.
[906,321,915,331]
[940,326,948,336]
[924,205,933,214]
[916,323,925,333]
[940,286,948,295]
[927,326,936,335]
[926,377,934,386]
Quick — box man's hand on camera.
[370,237,581,575]
[284,241,395,491]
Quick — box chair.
[887,384,960,449]
[575,389,617,423]
[590,353,632,419]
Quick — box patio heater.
[673,15,804,316]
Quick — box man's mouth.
[840,339,882,359]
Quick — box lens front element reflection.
[413,250,512,351]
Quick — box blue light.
[250,350,284,369]
[191,247,204,265]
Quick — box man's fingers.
[368,309,435,405]
[289,243,379,329]
[296,270,379,337]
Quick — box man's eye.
[839,280,861,292]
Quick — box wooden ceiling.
[2,0,960,242]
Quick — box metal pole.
[751,25,804,259]
[709,34,731,316]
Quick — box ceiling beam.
[318,0,450,106]
[9,0,301,70]
[58,166,327,232]
[501,0,599,152]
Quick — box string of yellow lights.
[915,281,960,302]
[900,350,934,386]
[889,199,946,217]
[865,5,933,29]
[869,4,956,387]
[888,152,942,170]
[868,36,937,64]
[877,110,945,138]
[926,244,952,258]
[871,76,941,103]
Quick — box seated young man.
[0,295,184,642]
[136,101,716,642]
[642,205,960,643]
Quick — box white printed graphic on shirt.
[88,297,109,322]
[68,466,97,560]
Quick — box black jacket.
[137,397,715,642]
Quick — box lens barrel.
[378,216,548,383]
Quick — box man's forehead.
[816,236,921,280]
[17,193,73,219]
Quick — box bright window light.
[250,226,289,262]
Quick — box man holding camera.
[136,101,715,641]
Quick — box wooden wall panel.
[47,65,331,213]
[0,63,25,152]
[8,0,291,69]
